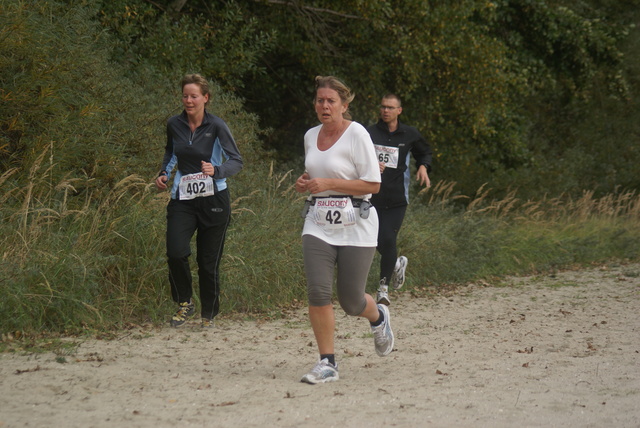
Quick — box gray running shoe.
[201,318,214,328]
[371,304,394,356]
[300,358,339,384]
[376,278,390,306]
[170,300,195,327]
[392,256,408,290]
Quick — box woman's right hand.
[155,175,168,190]
[295,172,310,193]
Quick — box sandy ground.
[1,262,639,428]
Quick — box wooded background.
[2,0,639,200]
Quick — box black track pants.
[166,189,230,319]
[375,205,407,282]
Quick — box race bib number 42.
[313,197,357,230]
[374,144,400,169]
[178,173,215,200]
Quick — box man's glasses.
[380,105,398,111]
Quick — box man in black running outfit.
[367,94,432,305]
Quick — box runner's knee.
[338,295,367,316]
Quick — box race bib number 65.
[374,144,400,169]
[179,173,215,200]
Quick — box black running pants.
[165,189,230,319]
[375,205,407,283]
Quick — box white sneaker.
[300,358,339,384]
[392,256,408,290]
[375,279,390,306]
[371,304,394,356]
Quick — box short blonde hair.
[181,73,211,106]
[314,75,355,119]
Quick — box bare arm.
[304,177,379,195]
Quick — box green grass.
[2,167,639,339]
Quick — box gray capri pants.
[302,234,376,316]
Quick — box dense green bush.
[1,1,164,187]
[89,0,639,200]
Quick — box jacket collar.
[178,109,212,126]
[376,118,405,134]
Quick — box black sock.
[370,308,384,327]
[320,354,336,366]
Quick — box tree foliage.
[3,0,639,199]
[0,0,168,192]
[95,0,274,92]
[0,0,267,196]
[92,0,638,197]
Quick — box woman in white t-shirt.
[295,76,395,384]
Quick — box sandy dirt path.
[1,262,639,427]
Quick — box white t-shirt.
[302,122,381,247]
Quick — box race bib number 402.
[374,144,400,169]
[313,197,357,230]
[178,173,215,200]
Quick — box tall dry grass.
[421,180,639,223]
[2,166,639,335]
[399,180,640,285]
[1,144,167,333]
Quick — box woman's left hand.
[201,161,215,176]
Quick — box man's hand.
[416,165,430,187]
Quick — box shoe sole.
[170,320,190,328]
[393,257,408,290]
[376,304,394,356]
[170,306,195,327]
[300,374,339,384]
[376,295,390,306]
